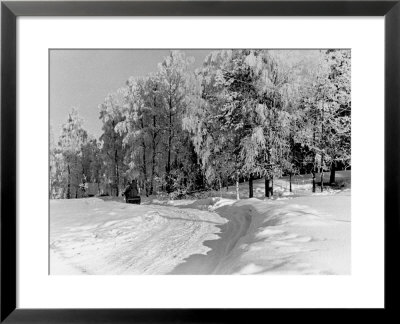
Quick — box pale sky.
[50,49,211,138]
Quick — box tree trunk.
[115,149,119,197]
[320,154,324,192]
[320,171,324,192]
[330,161,336,184]
[265,176,270,198]
[150,115,157,196]
[320,111,325,193]
[76,169,79,199]
[271,176,274,197]
[140,115,148,196]
[75,155,79,198]
[236,172,240,200]
[219,177,222,198]
[312,170,316,193]
[67,164,71,199]
[289,173,292,192]
[312,114,317,194]
[142,143,148,196]
[249,173,253,198]
[150,150,156,195]
[166,103,173,193]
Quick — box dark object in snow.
[126,197,141,204]
[123,180,141,204]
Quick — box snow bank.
[171,193,350,275]
[50,191,350,275]
[50,198,226,274]
[229,196,350,275]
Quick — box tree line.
[50,49,350,200]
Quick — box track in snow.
[170,205,252,274]
[50,199,227,275]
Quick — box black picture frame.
[1,1,399,322]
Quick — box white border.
[18,17,384,308]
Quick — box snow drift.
[50,191,350,275]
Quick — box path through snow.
[170,193,350,275]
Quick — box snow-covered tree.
[155,51,198,194]
[49,124,61,198]
[324,50,351,183]
[99,92,127,196]
[58,108,88,198]
[184,50,240,198]
[51,49,350,200]
[268,50,324,191]
[300,50,351,191]
[81,136,102,186]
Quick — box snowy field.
[50,172,351,274]
[50,174,351,275]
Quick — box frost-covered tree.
[140,75,165,195]
[185,50,286,199]
[155,51,199,194]
[81,136,102,185]
[117,78,150,194]
[116,76,163,196]
[300,50,351,191]
[49,125,61,198]
[99,92,127,196]
[222,50,270,199]
[269,50,323,191]
[184,50,241,199]
[58,108,88,198]
[188,49,328,199]
[51,49,350,200]
[324,49,351,183]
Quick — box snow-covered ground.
[168,191,350,275]
[50,198,226,274]
[50,174,350,275]
[178,170,351,200]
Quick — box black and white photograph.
[49,49,351,275]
